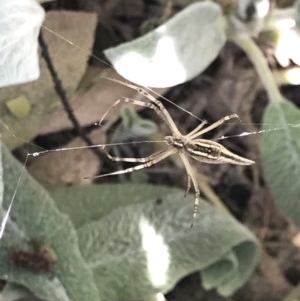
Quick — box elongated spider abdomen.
[186,141,221,159]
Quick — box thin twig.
[38,32,110,165]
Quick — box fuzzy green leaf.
[0,0,44,88]
[53,184,259,299]
[262,101,300,225]
[0,140,3,208]
[0,283,32,301]
[295,0,300,29]
[104,1,226,88]
[0,143,99,301]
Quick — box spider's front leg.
[186,114,240,140]
[101,77,181,136]
[99,96,181,137]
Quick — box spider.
[92,78,255,227]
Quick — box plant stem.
[232,36,284,103]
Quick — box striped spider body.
[94,78,255,227]
[166,135,251,163]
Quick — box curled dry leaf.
[40,66,168,134]
[28,128,106,188]
[0,10,97,148]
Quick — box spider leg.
[102,148,170,163]
[184,175,191,198]
[185,120,207,139]
[187,114,240,140]
[85,148,176,179]
[178,153,200,228]
[101,77,181,136]
[99,97,178,135]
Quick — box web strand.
[1,12,300,240]
[42,24,300,130]
[0,155,29,240]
